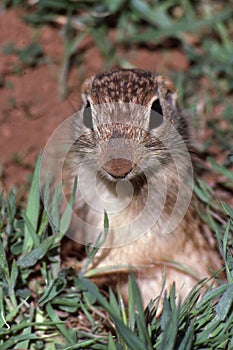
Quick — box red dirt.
[0,8,207,196]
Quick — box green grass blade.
[17,236,55,268]
[23,153,41,253]
[80,277,150,350]
[46,302,76,345]
[208,157,233,181]
[108,332,118,350]
[60,176,77,235]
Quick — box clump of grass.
[0,155,109,349]
[0,153,233,349]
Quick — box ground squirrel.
[68,69,222,305]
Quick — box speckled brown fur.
[70,69,222,305]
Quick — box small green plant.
[2,41,45,67]
[7,96,17,109]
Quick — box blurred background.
[0,0,233,199]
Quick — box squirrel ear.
[81,76,95,106]
[81,76,95,96]
[155,75,178,109]
[166,90,178,109]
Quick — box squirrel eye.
[83,100,93,130]
[149,98,163,130]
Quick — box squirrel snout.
[101,138,135,179]
[102,158,133,179]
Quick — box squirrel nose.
[101,138,135,179]
[102,158,133,179]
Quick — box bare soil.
[0,9,191,196]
